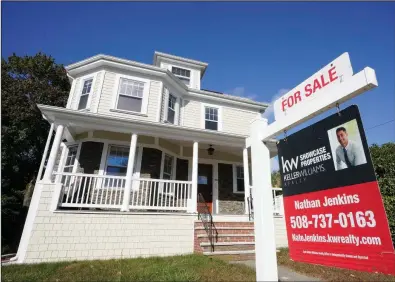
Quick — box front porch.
[39,105,280,216]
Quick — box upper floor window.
[116,78,145,112]
[205,107,219,131]
[172,66,190,86]
[78,78,93,110]
[167,94,177,124]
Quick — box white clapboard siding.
[183,99,258,135]
[68,77,81,110]
[89,71,104,112]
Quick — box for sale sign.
[277,105,395,275]
[273,53,353,121]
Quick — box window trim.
[63,145,79,173]
[201,103,222,131]
[104,144,130,177]
[76,74,97,111]
[164,92,179,124]
[159,151,177,196]
[171,65,191,86]
[233,164,245,194]
[112,74,150,115]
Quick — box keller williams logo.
[282,156,299,173]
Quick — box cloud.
[227,86,258,100]
[261,88,290,122]
[271,156,280,172]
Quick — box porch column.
[42,124,64,182]
[121,133,138,212]
[189,141,198,213]
[243,147,250,215]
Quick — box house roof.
[64,54,268,111]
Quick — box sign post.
[250,119,278,281]
[248,53,383,281]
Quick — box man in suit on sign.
[335,127,366,170]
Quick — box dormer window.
[172,66,190,86]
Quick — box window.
[78,79,93,110]
[62,145,78,185]
[172,66,190,86]
[205,107,218,130]
[167,94,177,124]
[63,145,78,172]
[162,154,173,180]
[236,166,245,192]
[198,176,208,185]
[106,146,129,176]
[116,78,145,112]
[161,154,174,195]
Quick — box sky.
[2,2,395,171]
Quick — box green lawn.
[2,254,256,282]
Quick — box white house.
[15,51,287,264]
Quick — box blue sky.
[2,2,394,171]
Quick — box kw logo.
[281,156,298,173]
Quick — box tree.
[369,142,395,246]
[1,53,70,253]
[271,171,281,187]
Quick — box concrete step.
[203,250,256,261]
[200,242,255,252]
[195,226,254,230]
[197,234,254,243]
[195,228,254,236]
[194,222,254,229]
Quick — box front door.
[198,163,213,213]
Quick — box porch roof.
[38,104,278,155]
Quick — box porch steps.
[200,242,255,252]
[194,221,256,260]
[203,250,256,261]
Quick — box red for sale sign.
[277,105,395,275]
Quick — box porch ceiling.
[38,104,278,156]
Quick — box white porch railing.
[53,172,192,212]
[272,188,284,215]
[129,178,192,210]
[248,186,284,216]
[54,172,126,209]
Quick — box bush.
[369,143,395,246]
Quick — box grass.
[277,248,395,281]
[2,254,256,282]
